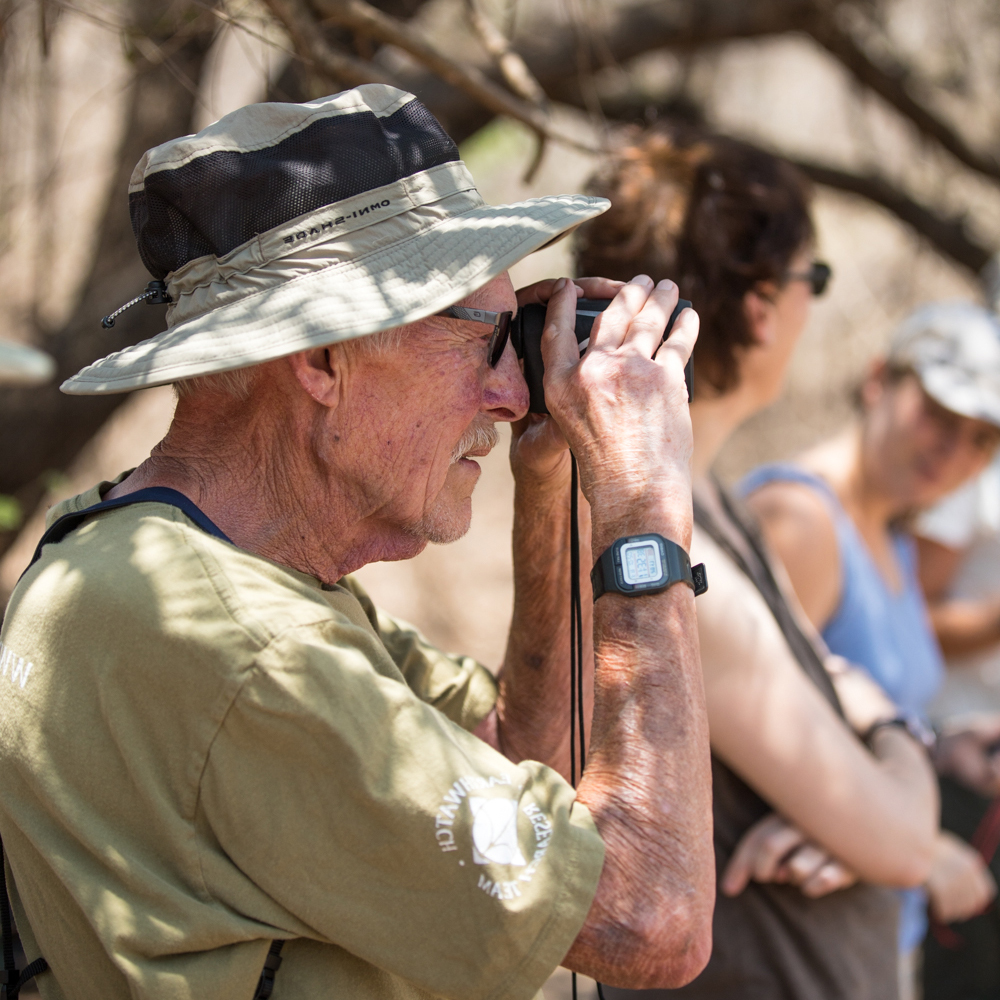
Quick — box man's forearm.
[494,465,594,781]
[566,578,714,987]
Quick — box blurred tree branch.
[0,0,219,555]
[302,0,599,153]
[1,0,999,571]
[790,159,993,273]
[805,4,1000,184]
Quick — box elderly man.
[0,86,713,1000]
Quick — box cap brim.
[0,342,55,386]
[61,194,609,395]
[920,364,1000,428]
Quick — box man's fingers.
[539,278,587,377]
[655,305,699,372]
[516,278,584,308]
[623,279,681,360]
[587,275,654,352]
[573,277,626,301]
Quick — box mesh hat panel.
[130,100,460,279]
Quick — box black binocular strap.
[1,834,49,999]
[11,487,287,997]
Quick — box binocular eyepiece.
[510,298,693,414]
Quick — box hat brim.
[920,364,1000,429]
[0,342,55,386]
[61,194,608,395]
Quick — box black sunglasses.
[435,306,514,368]
[786,261,832,297]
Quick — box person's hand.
[935,712,1000,797]
[721,813,858,899]
[534,274,698,551]
[926,831,997,923]
[825,655,899,736]
[509,277,624,491]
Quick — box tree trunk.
[0,2,217,555]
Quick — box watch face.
[619,539,663,586]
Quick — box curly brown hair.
[574,127,814,396]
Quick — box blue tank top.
[738,463,945,952]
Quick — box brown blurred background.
[4,0,997,669]
[4,3,1000,995]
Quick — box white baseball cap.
[889,301,1000,428]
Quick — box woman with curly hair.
[577,129,938,999]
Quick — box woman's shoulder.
[739,468,844,631]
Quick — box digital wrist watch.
[591,533,708,600]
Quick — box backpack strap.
[253,940,285,999]
[23,486,232,580]
[1,834,48,999]
[11,487,288,996]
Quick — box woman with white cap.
[741,301,1000,997]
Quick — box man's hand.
[538,274,698,552]
[927,831,997,923]
[935,713,1000,797]
[509,277,624,489]
[721,813,858,899]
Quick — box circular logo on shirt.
[433,773,552,900]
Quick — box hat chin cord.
[100,281,172,329]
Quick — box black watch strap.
[591,534,708,600]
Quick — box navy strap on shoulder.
[12,489,290,994]
[25,486,232,577]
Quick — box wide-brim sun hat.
[0,341,55,386]
[62,84,610,395]
[889,301,1000,428]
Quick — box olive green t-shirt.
[0,483,604,1000]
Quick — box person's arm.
[927,831,997,923]
[697,531,937,887]
[916,534,1000,657]
[722,813,996,925]
[488,276,714,989]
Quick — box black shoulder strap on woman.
[9,488,285,997]
[1,834,48,999]
[694,478,843,714]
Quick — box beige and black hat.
[62,84,609,395]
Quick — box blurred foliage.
[0,494,22,532]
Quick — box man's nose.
[483,339,529,422]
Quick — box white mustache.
[451,421,500,462]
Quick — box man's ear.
[287,347,342,408]
[743,285,778,348]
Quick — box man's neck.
[105,410,420,585]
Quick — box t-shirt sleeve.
[198,619,604,1000]
[339,574,498,731]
